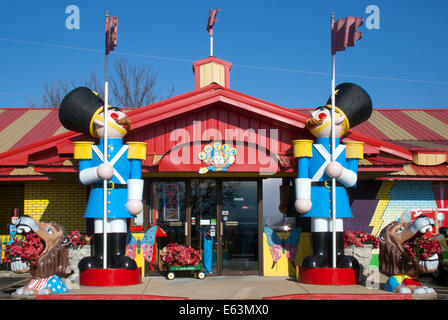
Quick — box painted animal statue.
[11,216,71,296]
[378,215,440,294]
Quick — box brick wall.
[371,180,437,236]
[346,180,383,234]
[24,181,88,233]
[0,184,24,235]
[346,180,440,236]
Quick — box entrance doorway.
[147,179,260,276]
[221,181,258,273]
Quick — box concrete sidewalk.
[31,275,435,300]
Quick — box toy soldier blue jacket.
[74,137,145,219]
[295,137,362,219]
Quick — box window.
[149,181,186,245]
[262,178,296,229]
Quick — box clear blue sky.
[0,0,447,109]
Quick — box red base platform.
[80,268,142,287]
[299,267,358,285]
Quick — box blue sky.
[0,0,447,109]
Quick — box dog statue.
[11,216,71,296]
[379,215,440,294]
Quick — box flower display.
[402,236,441,264]
[3,232,44,266]
[68,230,91,249]
[160,243,201,266]
[344,230,379,249]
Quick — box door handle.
[185,222,188,236]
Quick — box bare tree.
[30,58,175,108]
[41,80,76,108]
[84,71,104,98]
[110,58,157,108]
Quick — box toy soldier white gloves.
[126,179,144,216]
[325,161,357,188]
[97,162,114,180]
[79,162,114,185]
[295,178,312,214]
[325,161,343,179]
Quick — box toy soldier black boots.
[302,232,330,268]
[78,233,137,270]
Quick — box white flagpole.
[210,33,213,56]
[330,12,337,269]
[103,11,110,270]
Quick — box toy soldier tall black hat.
[59,87,107,136]
[325,82,372,130]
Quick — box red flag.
[206,9,220,36]
[105,16,118,55]
[331,16,363,55]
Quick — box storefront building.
[0,56,447,277]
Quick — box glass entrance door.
[149,181,186,245]
[190,179,218,274]
[221,181,259,273]
[149,179,259,276]
[189,180,259,275]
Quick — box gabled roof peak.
[192,56,232,89]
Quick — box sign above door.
[198,142,237,174]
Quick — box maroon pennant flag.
[331,16,363,55]
[105,16,118,55]
[206,8,220,36]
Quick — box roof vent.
[193,57,232,89]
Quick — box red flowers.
[403,236,441,264]
[344,230,379,249]
[3,232,44,266]
[69,230,91,249]
[160,243,201,267]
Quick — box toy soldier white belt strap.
[91,145,128,184]
[311,144,345,182]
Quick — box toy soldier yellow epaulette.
[292,139,313,158]
[73,141,94,159]
[127,142,147,160]
[344,141,364,159]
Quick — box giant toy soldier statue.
[59,87,146,271]
[294,83,372,272]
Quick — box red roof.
[2,84,444,179]
[294,108,448,151]
[0,108,67,154]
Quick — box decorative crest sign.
[198,142,236,174]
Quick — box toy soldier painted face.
[11,216,19,225]
[305,106,349,139]
[91,107,131,139]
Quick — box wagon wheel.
[167,272,175,280]
[197,271,205,280]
